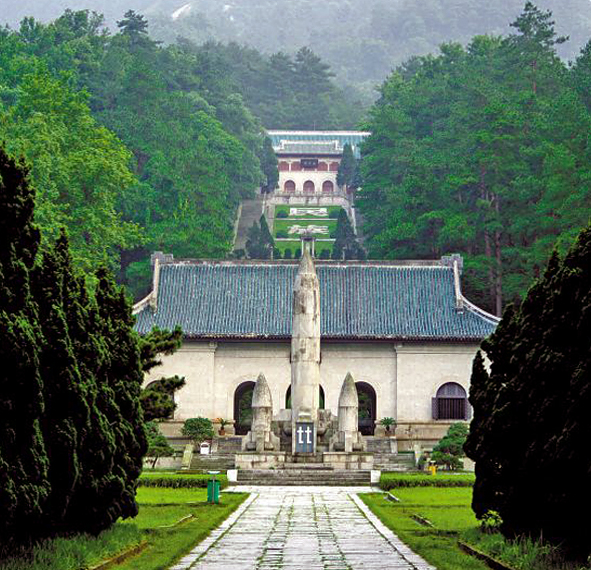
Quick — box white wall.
[143,340,479,426]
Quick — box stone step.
[236,469,372,486]
[365,436,398,454]
[282,463,334,470]
[233,196,263,250]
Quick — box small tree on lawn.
[181,417,214,447]
[145,422,175,468]
[431,423,468,470]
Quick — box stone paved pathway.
[170,486,435,570]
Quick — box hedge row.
[379,473,475,490]
[138,473,229,489]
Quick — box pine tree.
[337,144,356,188]
[332,209,362,260]
[0,148,49,542]
[259,136,279,192]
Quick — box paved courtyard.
[170,486,435,570]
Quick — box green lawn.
[360,489,489,570]
[362,486,586,570]
[0,487,247,570]
[275,240,334,256]
[274,205,342,218]
[112,487,247,570]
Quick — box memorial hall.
[134,248,498,453]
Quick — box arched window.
[432,382,469,420]
[329,162,339,172]
[285,386,325,409]
[322,180,334,193]
[303,180,315,194]
[279,161,290,172]
[234,381,255,435]
[356,382,376,435]
[284,180,296,193]
[318,162,328,171]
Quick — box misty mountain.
[3,0,591,95]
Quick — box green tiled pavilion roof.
[134,260,497,341]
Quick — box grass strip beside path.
[360,489,489,570]
[0,487,247,570]
[112,487,248,570]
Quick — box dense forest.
[0,10,354,297]
[3,0,591,99]
[358,3,591,315]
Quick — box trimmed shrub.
[283,248,293,259]
[276,210,288,218]
[276,230,288,238]
[139,473,228,489]
[379,473,475,490]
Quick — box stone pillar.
[330,372,366,452]
[242,373,280,452]
[291,236,321,454]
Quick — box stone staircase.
[235,466,372,486]
[234,195,264,251]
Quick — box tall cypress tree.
[337,144,356,188]
[94,268,147,525]
[32,230,90,529]
[0,149,49,542]
[466,226,591,557]
[332,209,363,260]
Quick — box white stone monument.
[242,373,280,452]
[291,236,321,454]
[330,372,366,453]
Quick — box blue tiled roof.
[134,261,496,341]
[267,131,370,159]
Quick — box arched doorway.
[285,386,325,409]
[303,180,315,194]
[234,381,255,435]
[284,180,295,193]
[322,180,334,193]
[433,382,468,420]
[356,382,376,435]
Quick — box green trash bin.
[207,471,220,504]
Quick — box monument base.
[235,451,286,470]
[322,452,374,470]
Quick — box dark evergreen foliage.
[94,267,147,527]
[245,216,274,259]
[0,149,49,542]
[332,209,363,260]
[141,376,186,421]
[32,230,90,529]
[259,136,279,192]
[359,4,591,315]
[336,144,356,188]
[465,226,591,558]
[0,151,151,541]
